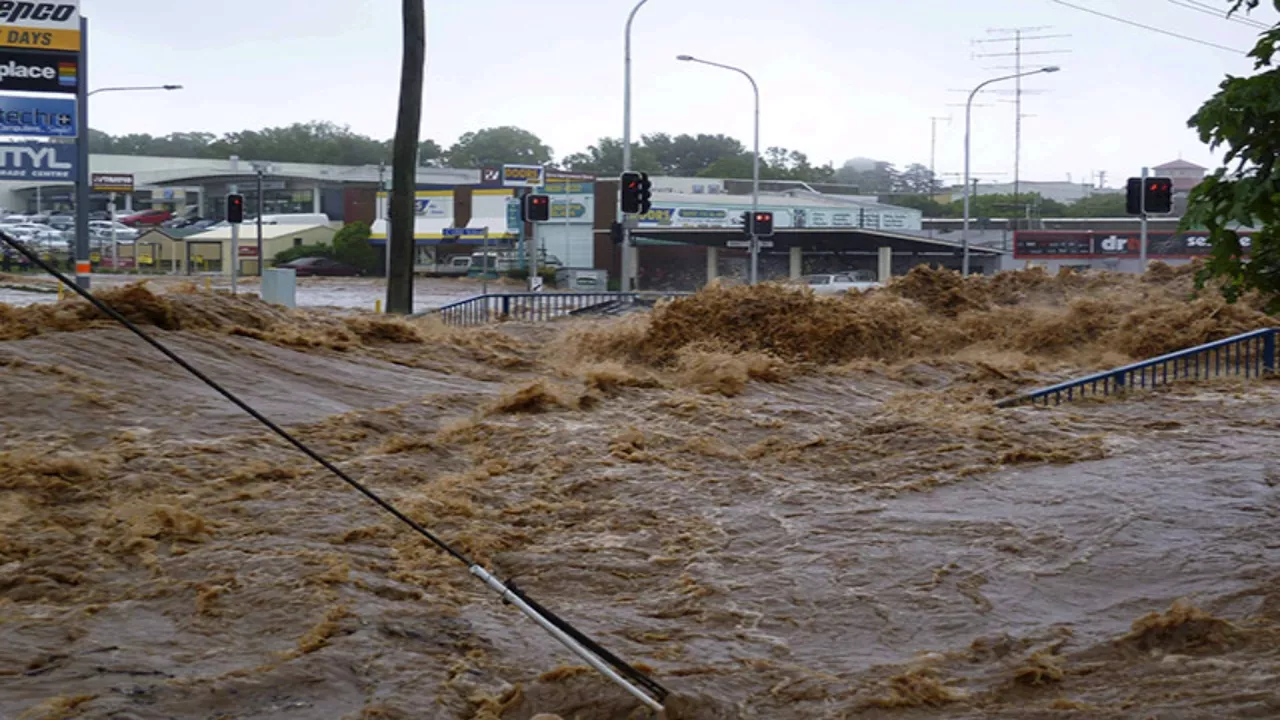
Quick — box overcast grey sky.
[83,0,1276,187]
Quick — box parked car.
[89,220,140,241]
[119,209,174,227]
[276,257,363,277]
[799,272,881,295]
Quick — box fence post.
[1113,370,1126,390]
[1264,330,1276,375]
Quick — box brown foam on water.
[3,266,1279,719]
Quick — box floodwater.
[1,266,1278,719]
[0,273,494,312]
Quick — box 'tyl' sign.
[0,140,74,180]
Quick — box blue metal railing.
[996,328,1278,408]
[428,291,691,327]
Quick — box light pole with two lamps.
[676,54,761,285]
[961,67,1058,275]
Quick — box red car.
[119,208,174,227]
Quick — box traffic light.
[638,172,652,214]
[226,193,244,224]
[1145,177,1174,214]
[620,171,642,214]
[1126,178,1142,215]
[610,221,624,245]
[753,211,774,237]
[522,193,550,222]
[1126,176,1174,215]
[741,211,751,235]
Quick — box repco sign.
[0,48,75,92]
[0,1,81,52]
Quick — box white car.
[800,272,882,295]
[89,220,139,241]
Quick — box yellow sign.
[89,251,99,262]
[0,2,83,51]
[0,26,79,50]
[139,254,153,265]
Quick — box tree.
[1063,193,1127,218]
[895,164,942,194]
[562,137,660,175]
[1183,0,1280,308]
[387,0,424,315]
[446,126,552,168]
[835,159,899,193]
[417,139,445,166]
[332,221,378,273]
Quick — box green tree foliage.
[835,159,899,193]
[332,221,378,273]
[445,126,553,168]
[1183,0,1280,308]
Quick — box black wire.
[1169,0,1272,29]
[1048,0,1248,52]
[1,230,473,565]
[0,231,670,703]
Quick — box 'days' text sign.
[502,163,545,188]
[0,140,74,180]
[0,1,82,51]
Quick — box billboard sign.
[0,47,75,92]
[0,94,74,136]
[0,1,82,52]
[0,140,73,180]
[91,172,133,192]
[1014,231,1253,259]
[502,163,545,188]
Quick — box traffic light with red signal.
[619,171,652,215]
[522,194,550,222]
[752,211,774,237]
[1126,176,1174,215]
[226,193,244,224]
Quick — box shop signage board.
[0,139,73,180]
[0,1,82,52]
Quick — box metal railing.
[996,328,1278,408]
[429,291,691,327]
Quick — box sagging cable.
[0,232,668,713]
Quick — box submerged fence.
[996,328,1277,408]
[430,292,690,327]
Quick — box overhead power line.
[1047,0,1248,53]
[1167,0,1271,29]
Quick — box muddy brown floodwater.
[1,266,1278,719]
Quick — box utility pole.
[971,27,1070,198]
[387,0,425,315]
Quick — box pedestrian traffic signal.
[522,194,550,222]
[752,211,774,237]
[1126,176,1174,215]
[1145,177,1174,214]
[226,193,244,224]
[610,221,624,245]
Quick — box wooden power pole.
[386,0,425,315]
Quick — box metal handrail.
[427,291,692,327]
[997,327,1278,408]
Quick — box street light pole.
[87,84,183,97]
[962,66,1058,275]
[677,55,760,284]
[620,0,650,292]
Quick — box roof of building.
[1153,159,1207,170]
[4,155,478,191]
[183,224,337,241]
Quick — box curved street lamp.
[962,67,1059,275]
[88,84,183,97]
[677,54,761,285]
